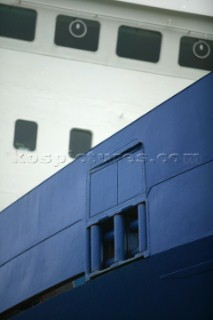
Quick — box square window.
[69,128,92,158]
[178,36,213,71]
[55,15,100,52]
[0,4,37,41]
[14,120,38,151]
[116,26,161,62]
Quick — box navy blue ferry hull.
[1,73,213,318]
[13,235,213,320]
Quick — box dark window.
[0,4,36,41]
[178,36,213,71]
[116,25,161,62]
[55,15,100,52]
[14,120,38,151]
[69,128,92,158]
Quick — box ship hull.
[13,235,213,320]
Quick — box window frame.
[0,4,37,42]
[13,119,38,151]
[69,128,92,159]
[178,36,213,71]
[54,14,100,52]
[116,25,162,63]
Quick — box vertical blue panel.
[138,203,147,252]
[149,161,213,255]
[0,221,84,312]
[91,225,102,272]
[118,151,145,203]
[90,163,117,216]
[114,215,125,262]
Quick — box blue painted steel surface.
[0,72,213,315]
[90,163,117,216]
[12,235,213,320]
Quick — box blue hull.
[13,235,213,320]
[1,73,213,318]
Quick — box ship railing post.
[91,225,102,272]
[138,203,147,253]
[114,214,125,262]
